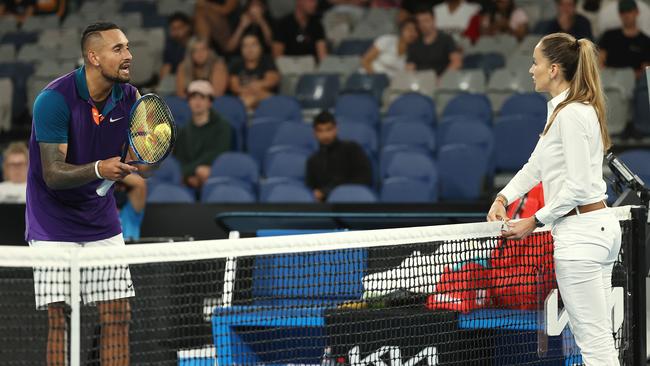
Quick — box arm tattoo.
[40,143,97,190]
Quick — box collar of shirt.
[74,65,124,115]
[547,88,570,116]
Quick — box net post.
[69,247,81,366]
[629,206,647,366]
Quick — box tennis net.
[0,205,646,365]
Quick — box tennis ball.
[153,124,171,142]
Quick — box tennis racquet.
[96,93,176,196]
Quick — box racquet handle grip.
[96,179,116,196]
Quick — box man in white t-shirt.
[434,0,480,37]
[0,142,28,203]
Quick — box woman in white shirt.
[487,32,620,365]
[360,17,418,78]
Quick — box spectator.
[273,0,328,62]
[229,33,280,110]
[0,142,28,203]
[225,0,274,54]
[174,81,232,189]
[598,0,650,77]
[598,0,650,39]
[0,0,35,27]
[480,0,529,41]
[114,174,146,242]
[160,12,193,81]
[406,6,462,75]
[361,17,419,78]
[434,0,481,37]
[543,0,593,40]
[194,0,239,53]
[176,38,229,98]
[306,111,372,202]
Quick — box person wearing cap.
[598,0,650,77]
[173,80,232,189]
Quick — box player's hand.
[99,157,138,181]
[487,199,509,222]
[501,217,536,240]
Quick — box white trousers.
[552,208,622,366]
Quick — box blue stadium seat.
[201,181,256,203]
[633,77,650,135]
[438,144,489,201]
[262,181,315,203]
[337,122,378,155]
[344,73,389,101]
[334,93,380,126]
[295,73,340,110]
[247,117,299,164]
[259,177,306,202]
[383,150,437,186]
[442,93,492,125]
[335,39,373,55]
[379,145,431,178]
[386,92,437,126]
[149,155,183,185]
[0,31,38,50]
[264,145,310,180]
[120,0,156,14]
[327,184,377,203]
[438,120,494,156]
[381,122,436,153]
[271,122,317,152]
[163,96,191,126]
[494,115,544,172]
[463,52,505,78]
[213,95,247,150]
[210,152,259,184]
[381,176,437,203]
[253,95,303,122]
[618,149,650,187]
[500,92,547,118]
[148,183,195,203]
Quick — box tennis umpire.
[26,22,153,365]
[488,33,622,365]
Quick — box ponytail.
[539,33,611,151]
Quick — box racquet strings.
[129,96,173,163]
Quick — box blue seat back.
[336,39,373,56]
[264,146,310,179]
[381,176,437,203]
[148,183,195,203]
[213,95,247,150]
[443,93,492,125]
[382,122,436,152]
[327,184,378,203]
[253,248,367,300]
[439,144,489,201]
[210,152,259,183]
[500,92,547,118]
[384,150,437,185]
[344,73,389,101]
[386,92,437,125]
[202,182,256,203]
[253,95,303,122]
[150,155,182,185]
[263,181,315,203]
[337,122,378,155]
[619,149,650,187]
[271,122,317,152]
[633,77,650,135]
[335,93,380,126]
[247,117,292,163]
[163,96,191,126]
[295,73,340,109]
[259,177,306,202]
[494,115,544,172]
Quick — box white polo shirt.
[434,1,480,36]
[499,89,608,225]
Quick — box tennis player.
[26,22,148,365]
[487,33,621,365]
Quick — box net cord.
[0,206,635,269]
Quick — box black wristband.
[534,215,544,228]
